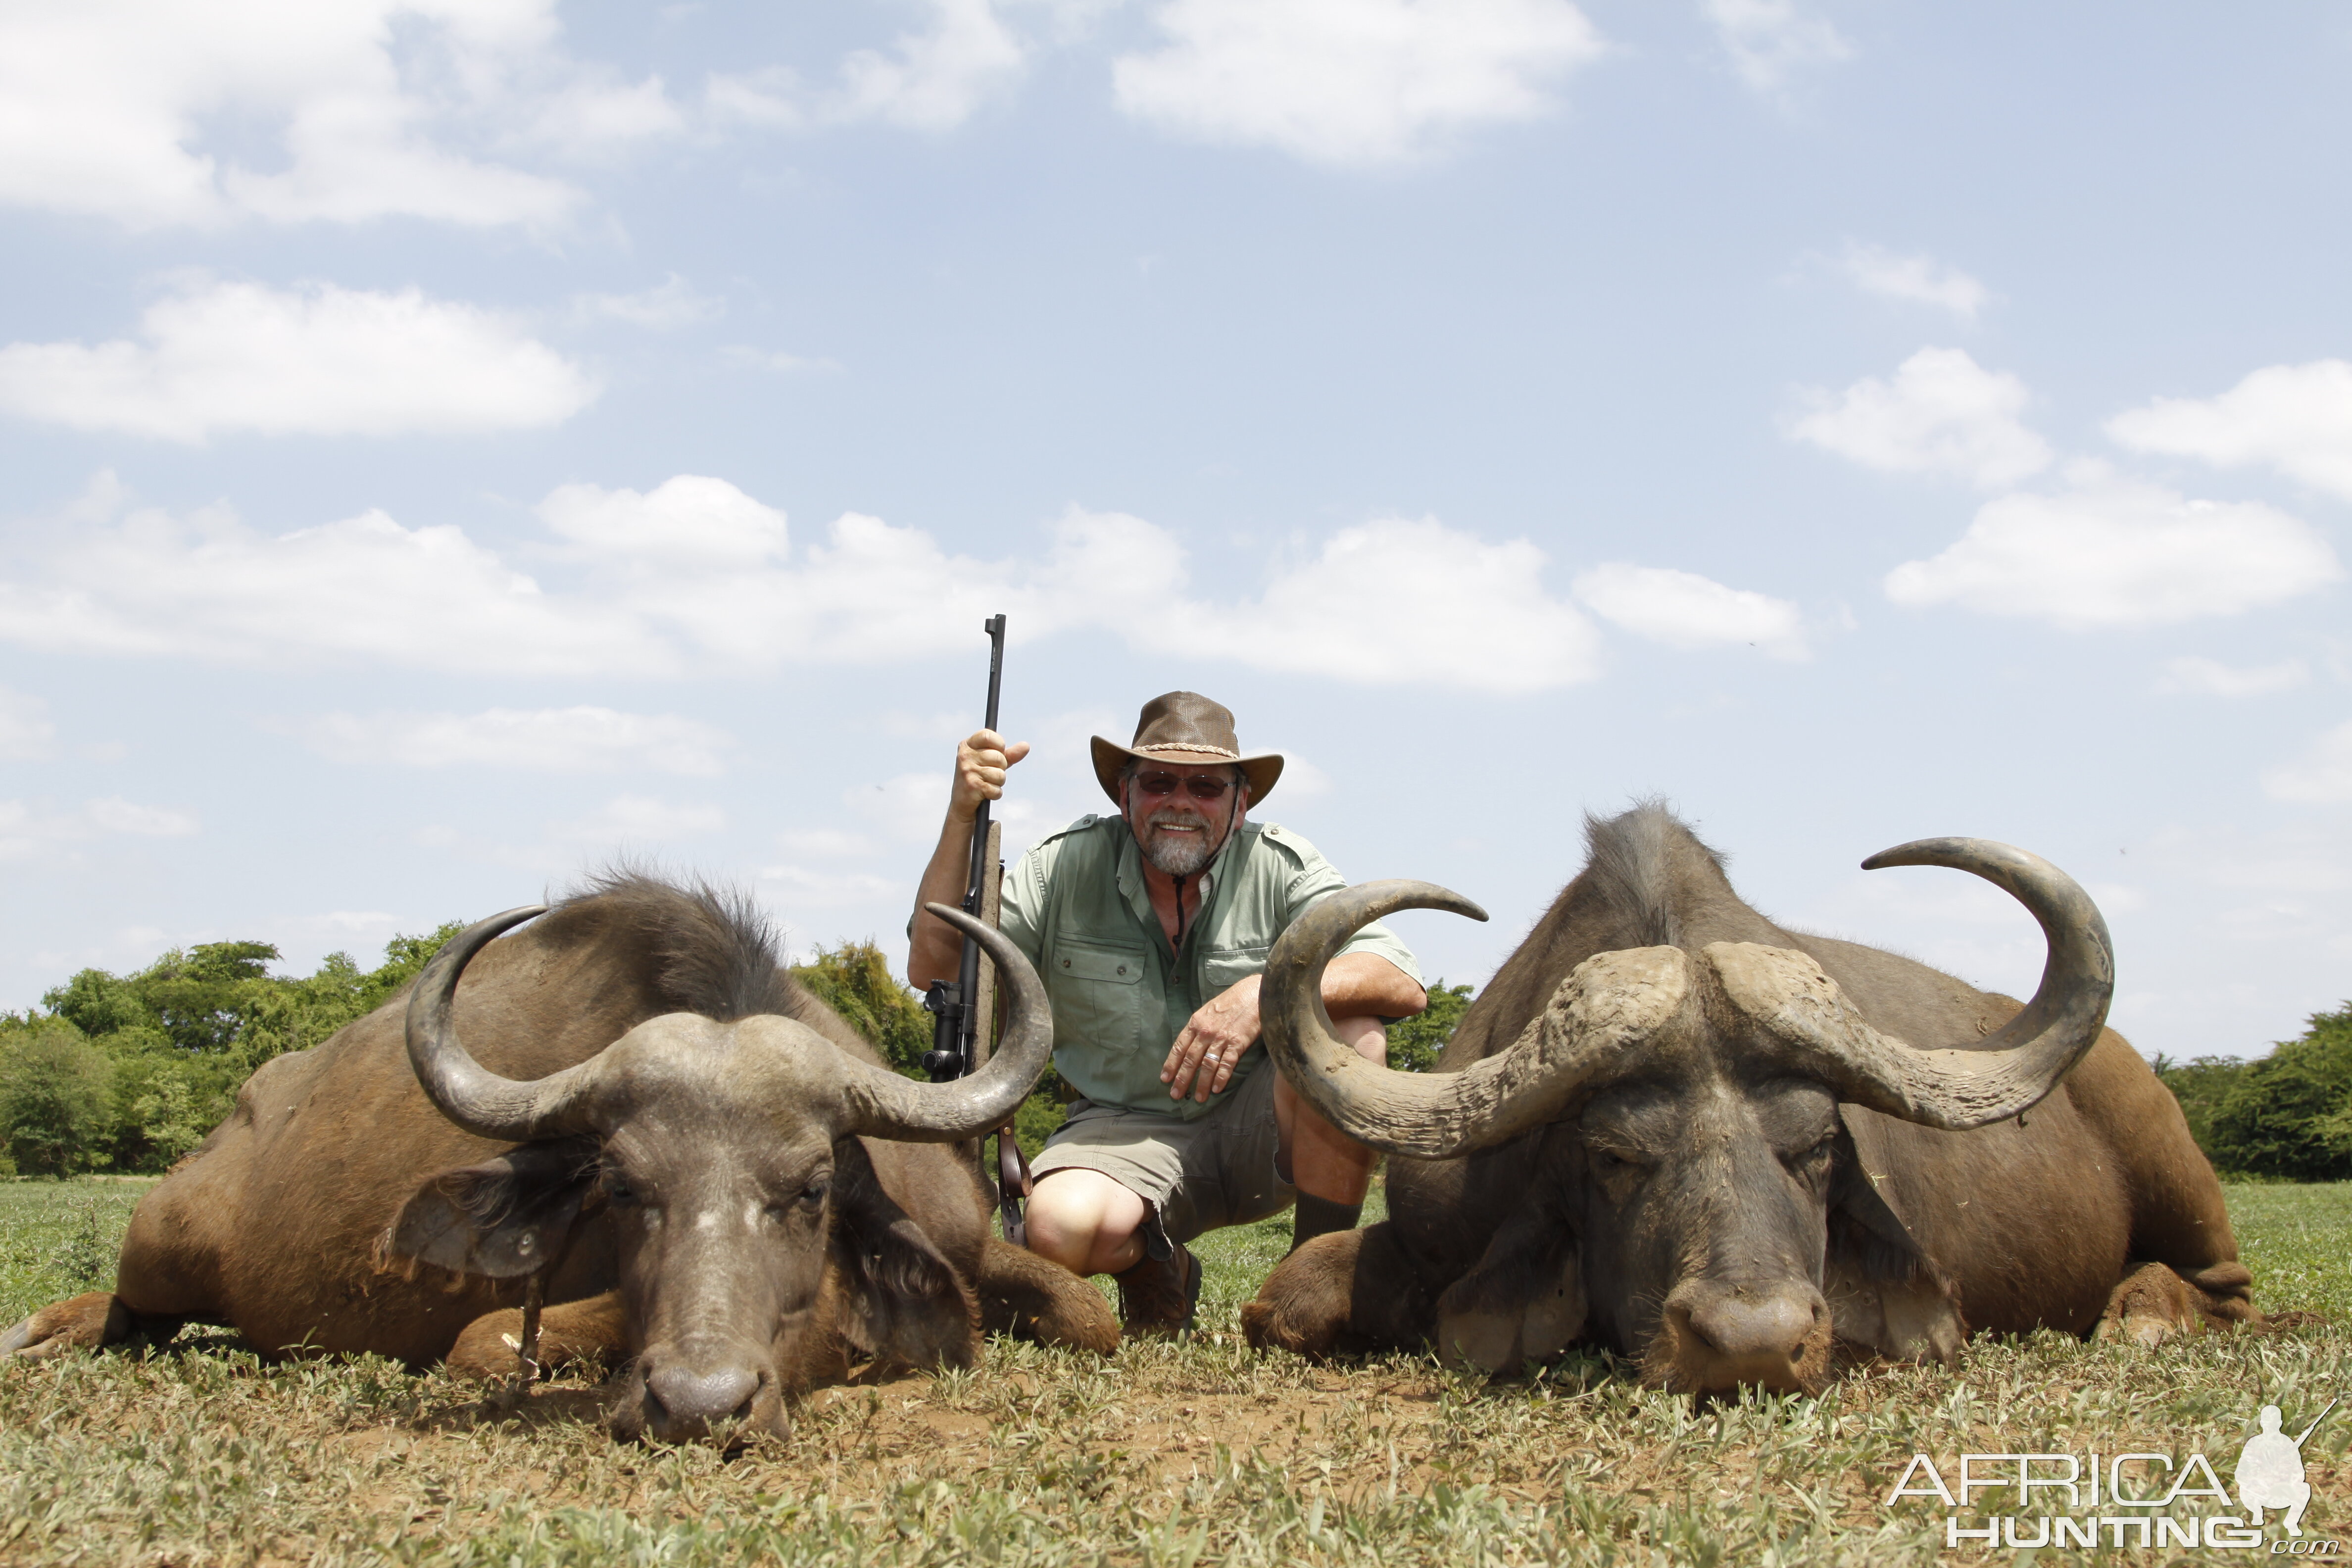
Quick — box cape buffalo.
[1,876,1115,1439]
[1241,807,2256,1394]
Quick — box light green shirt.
[997,814,1421,1121]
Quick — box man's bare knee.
[1027,1169,1146,1277]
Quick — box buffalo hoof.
[976,1238,1120,1355]
[2095,1261,2243,1347]
[1242,1230,1362,1358]
[449,1292,631,1382]
[0,1292,126,1361]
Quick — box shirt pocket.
[1047,942,1150,1057]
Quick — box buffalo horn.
[1706,837,2113,1130]
[828,904,1056,1141]
[1262,881,1692,1161]
[405,905,605,1140]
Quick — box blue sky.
[2,0,2348,1061]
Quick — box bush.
[792,940,935,1077]
[2156,1003,2352,1180]
[0,1024,112,1176]
[2202,1004,2352,1180]
[3,924,470,1176]
[1387,981,1474,1072]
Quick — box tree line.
[2155,1002,2352,1180]
[0,921,1484,1178]
[28,923,2328,1184]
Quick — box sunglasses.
[1133,771,1235,801]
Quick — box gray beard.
[1134,802,1221,877]
[1141,828,1215,877]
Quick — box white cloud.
[832,0,1028,128]
[1177,517,1604,691]
[85,797,199,836]
[845,772,957,846]
[540,474,791,568]
[1790,347,2051,489]
[2106,359,2352,503]
[1112,0,1605,166]
[0,0,693,230]
[1835,243,1989,321]
[1884,474,2343,630]
[552,794,726,844]
[0,280,598,443]
[0,476,1604,692]
[0,687,56,762]
[720,346,842,374]
[574,275,725,329]
[2264,722,2352,804]
[2154,656,2310,698]
[759,862,905,910]
[289,708,733,775]
[778,828,876,859]
[1570,563,1807,659]
[0,796,197,861]
[1704,0,1851,95]
[0,474,668,676]
[707,0,1026,133]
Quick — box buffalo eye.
[1589,1145,1650,1179]
[602,1171,641,1209]
[1786,1130,1837,1176]
[767,1174,829,1221]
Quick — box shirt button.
[1060,958,1071,968]
[1117,965,1127,975]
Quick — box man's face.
[1122,762,1245,877]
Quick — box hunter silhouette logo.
[2238,1400,2334,1537]
[1884,1394,2338,1551]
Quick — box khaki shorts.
[1031,1057,1294,1245]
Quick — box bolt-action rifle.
[920,614,1032,1240]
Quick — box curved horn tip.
[923,900,980,932]
[1860,837,2012,874]
[1356,879,1491,925]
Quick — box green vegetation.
[1,1177,2346,1565]
[1387,980,1473,1072]
[1,928,1075,1175]
[2156,1001,2352,1180]
[790,940,933,1076]
[0,927,464,1177]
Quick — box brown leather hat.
[1090,692,1284,807]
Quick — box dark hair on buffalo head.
[560,867,797,1022]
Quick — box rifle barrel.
[946,615,1008,1078]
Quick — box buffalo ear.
[828,1137,977,1367]
[1826,1106,1966,1362]
[386,1139,598,1279]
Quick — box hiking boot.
[1113,1242,1200,1339]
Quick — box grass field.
[3,1177,2350,1565]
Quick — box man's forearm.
[1320,954,1427,1020]
[908,816,977,988]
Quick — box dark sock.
[1290,1193,1363,1254]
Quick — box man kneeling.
[908,692,1425,1336]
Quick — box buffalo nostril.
[644,1365,761,1434]
[1681,1291,1820,1361]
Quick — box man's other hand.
[953,729,1029,822]
[1163,975,1262,1102]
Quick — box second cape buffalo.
[1,876,1116,1439]
[1242,806,2257,1393]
